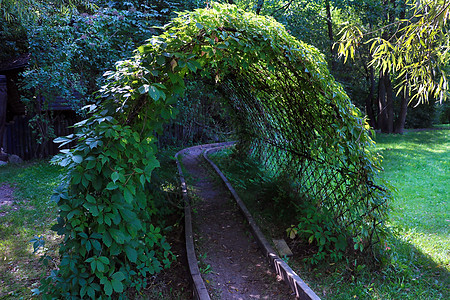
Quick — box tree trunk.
[377,72,388,131]
[385,74,394,133]
[376,0,396,134]
[377,71,395,133]
[325,0,335,69]
[394,90,408,134]
[366,66,376,128]
[255,0,264,15]
[393,0,408,134]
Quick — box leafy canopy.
[0,0,96,21]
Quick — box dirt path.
[0,183,16,217]
[181,146,294,300]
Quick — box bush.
[405,101,436,128]
[436,101,450,124]
[38,107,174,299]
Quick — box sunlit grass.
[209,129,449,299]
[376,130,449,270]
[0,161,63,299]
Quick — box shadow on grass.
[0,161,62,299]
[375,233,449,298]
[376,130,449,151]
[281,225,449,299]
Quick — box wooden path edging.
[203,145,321,300]
[175,142,234,300]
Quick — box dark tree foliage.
[236,0,448,131]
[0,0,201,157]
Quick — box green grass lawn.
[1,129,447,299]
[376,129,449,272]
[209,128,449,299]
[0,161,63,299]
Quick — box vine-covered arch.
[46,3,390,298]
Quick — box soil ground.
[0,183,16,217]
[181,146,295,300]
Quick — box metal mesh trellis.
[217,59,390,249]
[110,2,391,251]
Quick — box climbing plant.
[43,2,390,297]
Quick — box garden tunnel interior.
[176,67,388,250]
[44,3,393,297]
[100,2,391,250]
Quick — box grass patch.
[376,130,449,268]
[209,129,449,299]
[0,160,63,299]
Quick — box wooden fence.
[3,113,227,160]
[3,113,77,160]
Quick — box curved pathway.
[179,144,295,299]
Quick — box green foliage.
[290,202,347,264]
[437,101,450,124]
[337,0,450,105]
[44,2,391,297]
[0,0,95,22]
[212,147,360,265]
[63,7,162,94]
[155,0,388,255]
[0,16,27,62]
[270,0,333,55]
[210,146,297,224]
[39,106,174,298]
[7,2,168,157]
[21,14,86,153]
[405,101,436,128]
[164,80,232,145]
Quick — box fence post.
[0,75,7,152]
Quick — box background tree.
[0,0,194,157]
[338,0,450,132]
[1,0,447,159]
[232,0,449,132]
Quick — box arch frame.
[46,2,391,298]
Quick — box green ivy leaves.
[137,84,165,101]
[49,94,174,298]
[100,272,125,295]
[86,256,109,273]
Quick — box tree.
[237,0,447,132]
[1,0,187,157]
[337,0,450,132]
[0,0,95,21]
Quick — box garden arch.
[48,3,390,298]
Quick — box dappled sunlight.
[385,230,449,292]
[372,129,450,297]
[0,161,62,298]
[0,223,61,293]
[389,225,450,269]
